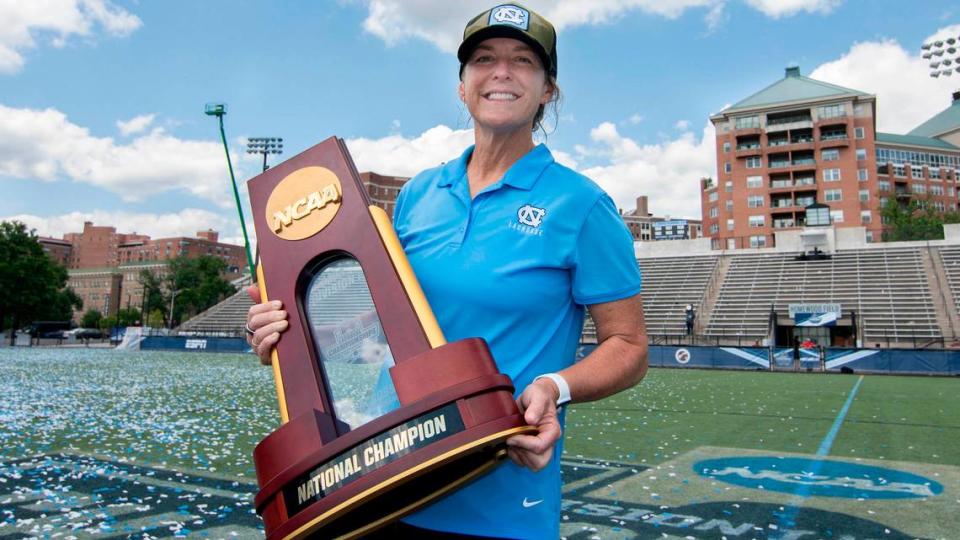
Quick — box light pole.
[205,103,256,278]
[168,288,184,329]
[247,137,283,172]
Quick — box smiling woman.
[244,3,649,539]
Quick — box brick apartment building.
[704,66,960,249]
[40,222,246,320]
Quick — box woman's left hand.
[505,380,562,472]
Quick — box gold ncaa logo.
[266,166,343,240]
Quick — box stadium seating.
[705,247,942,343]
[939,246,960,317]
[582,255,720,342]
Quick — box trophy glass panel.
[304,257,400,430]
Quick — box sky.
[2,0,959,248]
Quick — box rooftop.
[876,132,960,151]
[719,66,871,116]
[907,92,960,138]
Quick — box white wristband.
[534,373,572,406]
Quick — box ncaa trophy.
[247,137,535,539]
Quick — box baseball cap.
[458,4,557,77]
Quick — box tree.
[116,307,141,327]
[0,221,82,344]
[81,309,103,329]
[146,309,165,328]
[165,255,236,327]
[881,199,960,242]
[139,269,167,323]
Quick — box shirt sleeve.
[570,193,642,305]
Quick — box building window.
[859,189,869,202]
[735,115,760,129]
[893,165,905,177]
[879,196,889,208]
[931,185,944,196]
[709,224,719,234]
[930,168,941,180]
[724,162,732,173]
[709,206,719,218]
[879,180,891,191]
[818,104,844,119]
[748,195,765,208]
[723,142,731,153]
[725,181,733,192]
[861,210,872,224]
[748,215,765,228]
[911,167,924,179]
[830,210,844,223]
[747,175,763,188]
[866,231,874,243]
[856,149,867,161]
[725,200,733,211]
[745,156,762,169]
[823,168,841,182]
[708,192,718,202]
[913,183,926,195]
[825,189,842,202]
[858,168,868,182]
[750,235,767,248]
[821,149,839,161]
[855,127,865,139]
[726,219,734,231]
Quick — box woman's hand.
[245,285,289,365]
[505,378,562,472]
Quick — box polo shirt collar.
[437,144,555,191]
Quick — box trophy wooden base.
[253,339,535,539]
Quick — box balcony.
[820,134,850,148]
[769,160,791,169]
[815,114,848,127]
[766,119,813,132]
[735,144,762,157]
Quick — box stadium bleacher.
[178,244,959,348]
[939,246,960,319]
[706,247,942,344]
[582,254,719,342]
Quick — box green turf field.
[1,348,957,539]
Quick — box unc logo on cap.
[517,204,545,227]
[489,5,529,30]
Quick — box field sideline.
[1,349,956,539]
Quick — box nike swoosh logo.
[522,498,543,508]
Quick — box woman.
[246,4,648,538]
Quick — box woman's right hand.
[246,285,289,365]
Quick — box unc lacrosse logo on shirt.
[517,204,545,227]
[510,204,546,236]
[489,5,529,30]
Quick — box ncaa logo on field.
[675,348,691,364]
[490,5,529,30]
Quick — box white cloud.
[577,121,714,219]
[116,113,155,136]
[810,25,960,133]
[626,113,645,125]
[0,103,246,205]
[674,119,691,130]
[358,1,841,53]
[0,0,141,74]
[5,208,237,241]
[744,0,840,18]
[345,124,475,176]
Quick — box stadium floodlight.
[922,36,960,85]
[246,136,284,172]
[204,101,255,277]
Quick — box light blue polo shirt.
[393,144,641,539]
